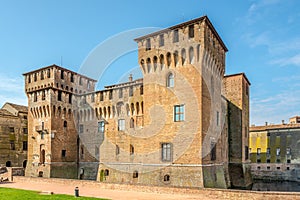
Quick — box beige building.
[0,102,28,168]
[23,16,251,189]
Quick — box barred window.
[162,143,172,161]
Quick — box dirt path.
[0,181,202,200]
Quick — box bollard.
[75,187,79,197]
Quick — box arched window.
[189,47,194,64]
[63,121,67,128]
[130,144,134,155]
[133,171,138,178]
[104,169,109,176]
[181,49,186,65]
[167,73,174,88]
[159,54,164,70]
[153,56,158,72]
[164,174,170,182]
[140,59,145,73]
[174,51,179,67]
[147,58,151,73]
[166,53,171,67]
[40,149,45,164]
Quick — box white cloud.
[251,89,300,125]
[270,53,300,67]
[0,74,27,107]
[248,0,281,13]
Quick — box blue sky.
[0,0,299,125]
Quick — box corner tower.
[23,64,96,178]
[134,16,230,188]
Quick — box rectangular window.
[109,90,113,100]
[58,91,62,101]
[173,29,179,43]
[70,74,74,82]
[140,86,143,95]
[161,143,172,162]
[91,94,95,103]
[159,34,164,46]
[211,142,216,161]
[216,111,219,126]
[100,92,104,101]
[174,105,185,122]
[98,121,105,133]
[61,70,64,79]
[189,24,194,38]
[267,148,270,156]
[61,150,66,158]
[246,84,249,96]
[287,147,291,155]
[47,69,51,78]
[119,88,123,98]
[129,86,133,97]
[79,124,84,133]
[276,148,280,156]
[146,38,151,51]
[79,77,82,85]
[41,71,44,80]
[9,127,14,132]
[118,119,125,131]
[10,141,15,150]
[23,141,28,151]
[23,128,28,134]
[267,159,270,163]
[245,146,249,160]
[257,148,261,156]
[69,94,72,104]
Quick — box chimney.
[129,74,133,82]
[265,122,268,126]
[282,120,285,125]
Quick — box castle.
[23,16,252,189]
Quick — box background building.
[250,117,300,182]
[23,16,251,189]
[0,102,28,168]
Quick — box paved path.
[0,181,202,200]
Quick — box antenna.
[60,56,63,67]
[182,13,185,21]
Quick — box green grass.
[0,188,108,200]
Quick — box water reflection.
[252,180,300,192]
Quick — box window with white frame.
[174,105,184,122]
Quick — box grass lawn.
[0,187,108,200]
